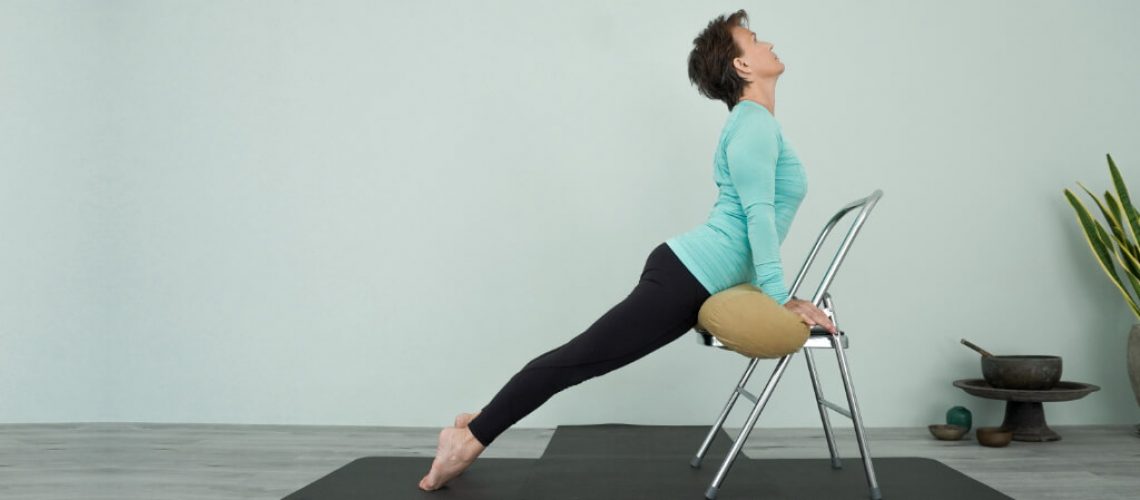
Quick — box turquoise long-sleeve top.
[665,100,808,305]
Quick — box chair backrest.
[786,189,884,308]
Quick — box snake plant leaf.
[1108,153,1140,243]
[1125,272,1140,319]
[1101,191,1140,278]
[1114,238,1140,279]
[1066,188,1122,280]
[1098,221,1140,318]
[1064,189,1140,317]
[1078,182,1140,277]
[1080,182,1127,243]
[1111,231,1140,281]
[1108,229,1140,313]
[1111,255,1140,319]
[1092,205,1140,318]
[1105,192,1140,272]
[1110,241,1140,316]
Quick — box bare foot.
[450,411,483,478]
[454,410,482,428]
[418,426,486,491]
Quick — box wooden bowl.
[976,426,1013,447]
[928,424,968,440]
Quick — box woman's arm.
[725,112,790,305]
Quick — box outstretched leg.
[418,242,709,491]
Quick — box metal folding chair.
[690,189,885,500]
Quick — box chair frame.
[690,189,885,500]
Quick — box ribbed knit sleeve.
[724,111,790,305]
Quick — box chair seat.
[695,325,848,351]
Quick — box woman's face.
[730,26,783,82]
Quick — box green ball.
[946,406,972,431]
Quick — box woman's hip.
[635,242,711,314]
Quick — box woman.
[418,9,836,491]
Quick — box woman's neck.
[737,81,776,115]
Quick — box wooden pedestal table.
[952,379,1100,442]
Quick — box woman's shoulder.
[732,101,778,122]
[724,103,781,142]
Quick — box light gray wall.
[2,0,1139,431]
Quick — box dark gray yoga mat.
[519,455,1010,499]
[283,457,536,500]
[538,422,736,459]
[283,424,1013,499]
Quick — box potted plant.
[1063,153,1140,436]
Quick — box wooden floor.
[0,423,1136,499]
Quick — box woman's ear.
[732,57,750,82]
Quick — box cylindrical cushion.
[697,283,810,359]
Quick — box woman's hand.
[783,298,837,334]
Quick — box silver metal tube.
[833,334,882,499]
[690,357,761,468]
[804,348,842,468]
[786,189,882,308]
[706,353,795,500]
[820,399,853,419]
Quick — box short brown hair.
[688,9,750,112]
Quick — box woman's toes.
[417,427,483,491]
[419,471,441,491]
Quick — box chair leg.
[832,335,883,500]
[804,348,843,469]
[704,353,795,500]
[690,358,763,468]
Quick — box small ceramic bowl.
[976,426,1013,447]
[928,424,968,441]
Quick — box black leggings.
[467,242,712,447]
